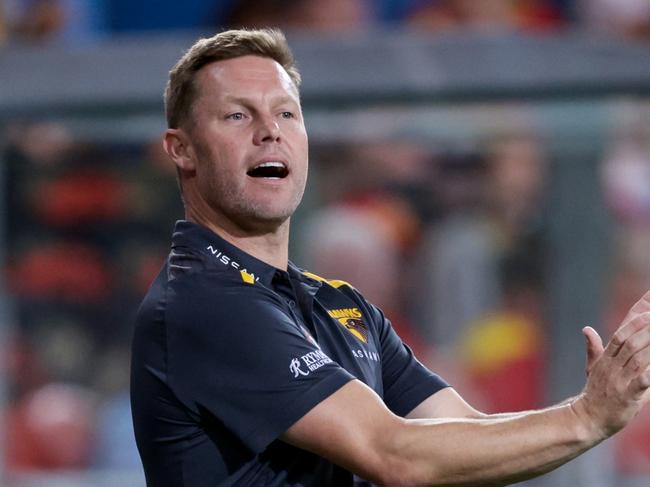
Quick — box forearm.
[392,398,600,487]
[474,395,580,421]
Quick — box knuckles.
[629,355,643,370]
[610,334,624,349]
[639,374,650,389]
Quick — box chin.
[230,207,293,234]
[226,193,302,232]
[252,198,300,220]
[241,216,290,235]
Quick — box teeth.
[255,161,285,169]
[247,161,289,179]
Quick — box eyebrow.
[222,95,298,107]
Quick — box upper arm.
[406,387,485,420]
[281,379,407,486]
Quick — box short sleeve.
[166,272,354,453]
[372,304,450,416]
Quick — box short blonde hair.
[165,28,301,129]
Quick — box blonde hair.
[164,28,301,129]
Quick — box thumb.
[582,326,604,375]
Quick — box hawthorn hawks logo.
[340,318,369,343]
[327,308,368,343]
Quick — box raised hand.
[574,291,650,440]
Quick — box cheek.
[212,136,246,168]
[292,126,309,163]
[195,136,238,176]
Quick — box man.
[130,28,650,486]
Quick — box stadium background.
[1,1,650,486]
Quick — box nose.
[253,116,281,145]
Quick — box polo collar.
[170,221,322,291]
[171,220,277,287]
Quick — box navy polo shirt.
[131,221,449,486]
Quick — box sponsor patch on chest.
[327,307,369,343]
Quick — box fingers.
[606,311,650,358]
[583,326,603,353]
[616,323,650,369]
[582,326,604,374]
[580,293,650,437]
[628,368,650,400]
[622,290,650,323]
[621,346,650,385]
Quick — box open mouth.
[246,161,289,179]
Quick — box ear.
[163,128,196,173]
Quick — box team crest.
[327,308,368,343]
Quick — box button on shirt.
[130,221,449,486]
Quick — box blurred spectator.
[33,170,129,226]
[513,0,570,32]
[1,0,648,45]
[485,134,548,239]
[0,0,236,45]
[4,124,137,230]
[227,0,377,32]
[0,0,107,44]
[9,241,113,303]
[225,0,283,29]
[580,0,650,40]
[406,0,567,33]
[417,210,499,346]
[117,240,170,296]
[0,0,8,45]
[279,0,376,32]
[2,0,66,44]
[343,139,436,225]
[601,124,650,224]
[4,333,47,400]
[5,383,96,471]
[415,153,498,347]
[5,122,74,167]
[127,137,184,229]
[407,0,516,32]
[301,204,402,315]
[417,134,551,377]
[457,243,546,413]
[31,318,95,384]
[3,122,76,239]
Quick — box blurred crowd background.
[1,0,650,43]
[1,1,650,486]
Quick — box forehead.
[196,55,299,101]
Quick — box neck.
[186,206,291,271]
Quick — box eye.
[226,112,245,121]
[280,111,295,119]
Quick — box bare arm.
[284,378,593,486]
[406,386,577,421]
[407,323,604,422]
[281,291,650,487]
